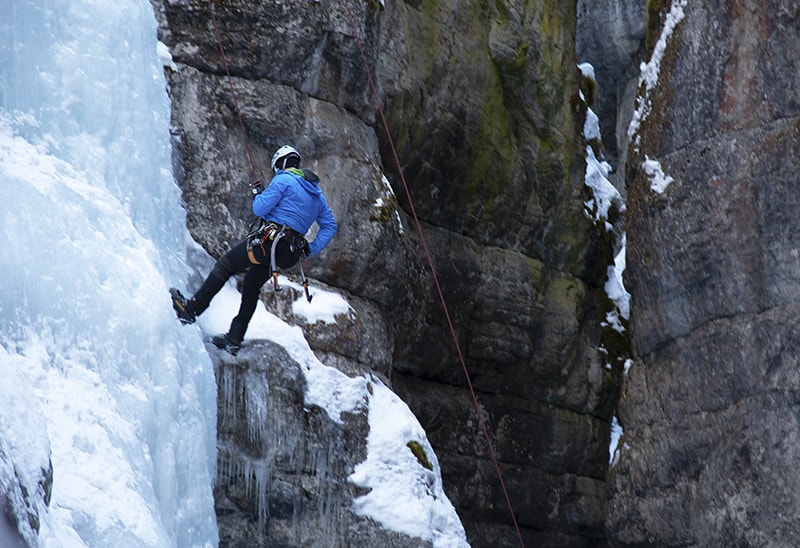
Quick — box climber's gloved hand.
[301,239,311,257]
[250,180,264,196]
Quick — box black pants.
[190,239,275,342]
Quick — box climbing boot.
[211,333,241,356]
[170,288,196,325]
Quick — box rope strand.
[341,2,525,546]
[207,0,259,185]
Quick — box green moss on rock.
[528,256,544,286]
[407,441,434,470]
[461,66,515,228]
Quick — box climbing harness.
[341,1,523,545]
[247,221,313,302]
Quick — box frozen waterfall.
[0,0,219,546]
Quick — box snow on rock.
[608,415,624,467]
[584,144,623,231]
[582,102,624,230]
[627,0,688,143]
[643,156,674,194]
[604,234,631,333]
[199,282,469,544]
[349,381,469,547]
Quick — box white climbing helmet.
[271,145,301,172]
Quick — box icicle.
[218,362,238,432]
[229,454,272,531]
[244,368,269,447]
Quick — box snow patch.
[578,61,596,81]
[580,82,624,230]
[349,381,469,547]
[289,279,353,324]
[583,144,624,231]
[583,101,602,142]
[375,174,405,236]
[609,416,624,466]
[157,41,177,71]
[643,156,674,194]
[604,234,631,331]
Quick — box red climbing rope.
[207,0,260,186]
[340,2,525,546]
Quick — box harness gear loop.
[269,225,287,292]
[246,221,277,265]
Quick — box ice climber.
[170,145,338,355]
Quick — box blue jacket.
[252,168,338,256]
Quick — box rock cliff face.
[149,0,800,545]
[152,0,621,546]
[607,1,800,545]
